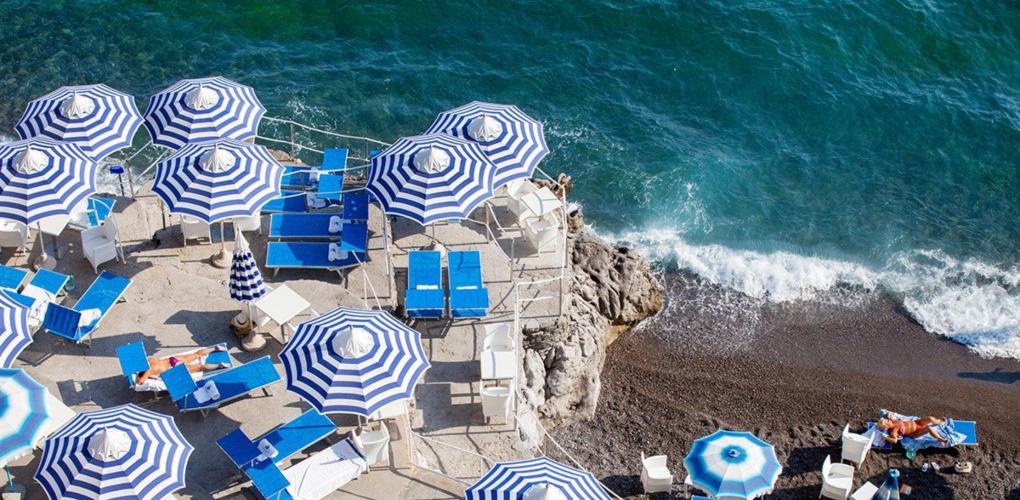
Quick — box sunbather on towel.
[135,346,229,385]
[877,416,949,445]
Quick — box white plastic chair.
[506,179,538,219]
[482,323,514,351]
[233,214,262,234]
[480,382,514,425]
[81,217,124,274]
[524,214,559,252]
[180,216,211,246]
[820,455,854,500]
[368,399,408,422]
[0,220,28,253]
[358,424,391,468]
[640,452,673,494]
[841,424,870,466]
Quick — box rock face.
[520,196,664,426]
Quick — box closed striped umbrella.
[0,290,31,368]
[151,138,283,223]
[367,133,497,225]
[465,456,610,500]
[0,138,98,225]
[280,307,430,417]
[34,404,193,500]
[0,369,52,466]
[15,84,142,160]
[684,429,782,499]
[143,76,265,149]
[229,231,266,302]
[427,101,549,189]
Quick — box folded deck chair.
[269,213,344,240]
[162,355,280,413]
[311,173,343,207]
[117,341,232,392]
[43,271,130,345]
[265,223,368,276]
[262,190,308,214]
[448,251,489,317]
[405,251,444,318]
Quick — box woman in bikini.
[877,416,949,445]
[134,345,229,385]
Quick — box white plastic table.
[517,187,562,220]
[253,285,315,343]
[480,349,516,381]
[850,482,879,500]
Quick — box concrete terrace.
[5,178,567,499]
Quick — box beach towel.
[865,409,968,458]
[328,215,343,233]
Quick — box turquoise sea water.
[1,1,1017,356]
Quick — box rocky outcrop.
[520,189,664,426]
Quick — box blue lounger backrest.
[408,251,441,289]
[161,364,199,403]
[43,304,83,341]
[116,341,150,386]
[340,221,368,254]
[322,148,348,171]
[342,191,369,221]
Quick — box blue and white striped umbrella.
[34,404,193,500]
[0,290,31,368]
[427,101,549,189]
[15,84,142,160]
[367,133,497,225]
[684,429,782,499]
[143,76,265,149]
[465,456,610,500]
[280,307,430,417]
[0,369,52,466]
[152,138,284,223]
[0,138,98,225]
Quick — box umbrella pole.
[211,221,231,268]
[32,222,55,270]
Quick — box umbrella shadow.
[958,368,1020,384]
[164,309,239,346]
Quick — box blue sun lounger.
[268,191,371,239]
[268,213,342,240]
[262,191,308,214]
[406,251,445,318]
[43,271,130,345]
[281,148,348,189]
[162,355,280,414]
[0,265,28,292]
[117,340,232,391]
[217,409,336,499]
[448,251,489,317]
[265,222,368,276]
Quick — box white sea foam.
[605,227,1020,360]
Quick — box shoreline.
[550,270,1020,499]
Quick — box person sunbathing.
[135,346,229,385]
[877,416,949,445]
